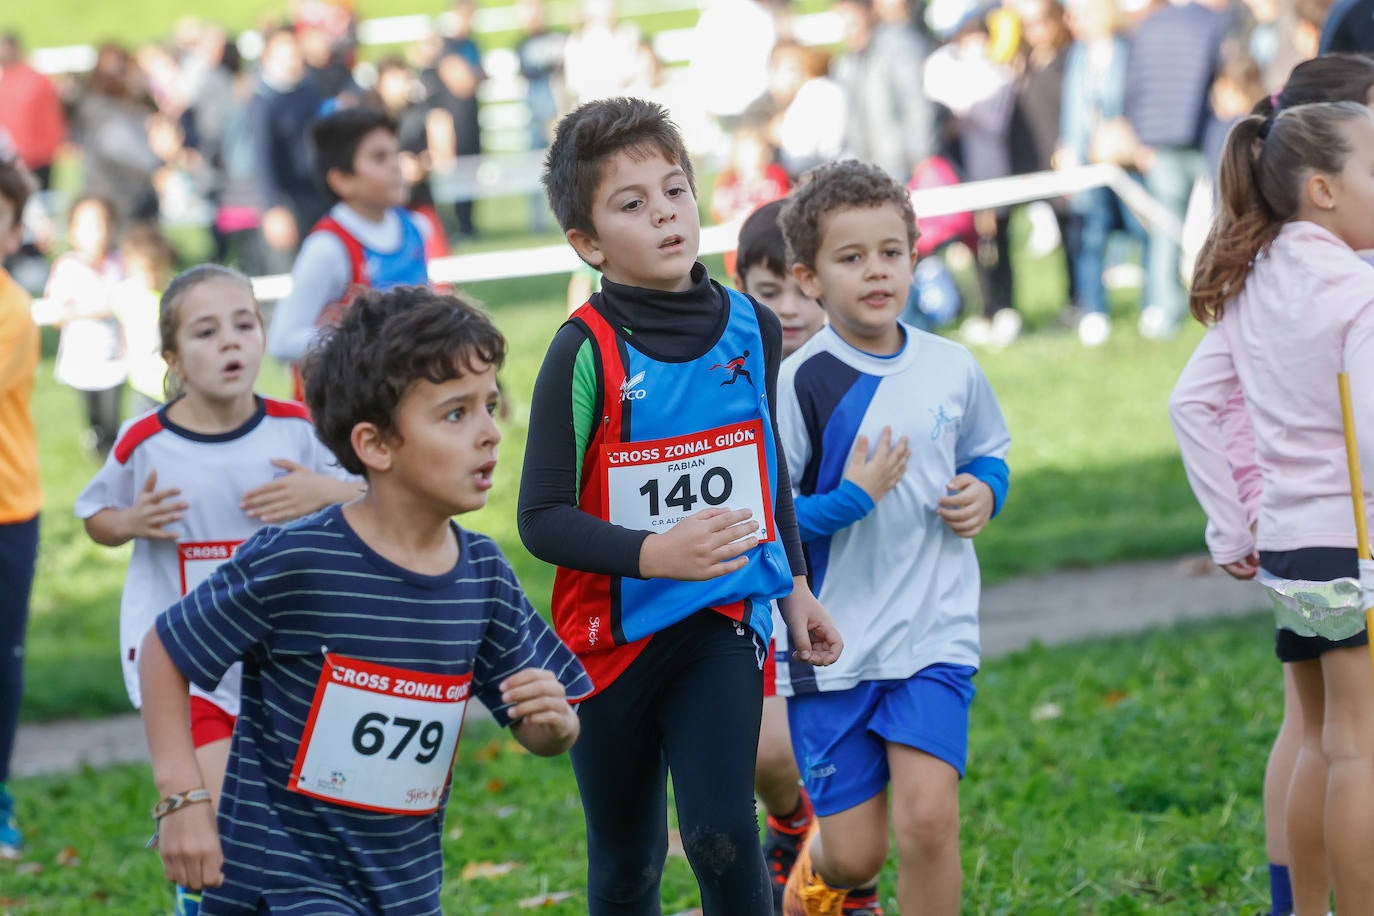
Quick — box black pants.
[0,515,39,782]
[572,610,769,915]
[84,386,124,460]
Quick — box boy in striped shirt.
[138,286,590,914]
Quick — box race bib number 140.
[603,419,775,541]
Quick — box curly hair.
[542,96,695,239]
[1190,101,1370,324]
[301,286,507,476]
[777,160,918,271]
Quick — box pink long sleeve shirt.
[1169,221,1374,565]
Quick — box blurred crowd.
[0,0,1361,355]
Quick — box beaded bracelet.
[151,787,212,821]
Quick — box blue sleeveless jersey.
[552,289,794,690]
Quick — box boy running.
[140,286,590,913]
[734,198,908,914]
[519,96,842,915]
[775,160,1011,916]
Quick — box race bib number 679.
[290,654,471,815]
[603,419,775,541]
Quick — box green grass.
[22,204,1207,723]
[4,0,804,59]
[3,612,1280,913]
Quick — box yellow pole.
[1338,372,1372,559]
[1337,373,1374,674]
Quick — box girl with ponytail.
[1171,100,1374,915]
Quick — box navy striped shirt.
[156,504,591,914]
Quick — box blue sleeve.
[794,479,875,543]
[156,527,278,692]
[470,545,593,725]
[957,455,1010,518]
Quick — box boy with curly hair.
[775,160,1011,916]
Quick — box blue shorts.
[787,664,977,817]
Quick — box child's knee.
[816,829,888,887]
[591,860,664,904]
[680,823,757,877]
[892,797,960,862]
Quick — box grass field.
[3,612,1281,914]
[20,215,1209,725]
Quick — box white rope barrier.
[255,163,1183,302]
[28,163,1180,318]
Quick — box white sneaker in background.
[1024,200,1062,258]
[1137,304,1174,340]
[1103,263,1145,290]
[989,308,1023,348]
[1077,311,1111,347]
[959,315,992,347]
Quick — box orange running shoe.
[781,824,847,916]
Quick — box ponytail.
[1189,101,1371,325]
[1189,116,1276,324]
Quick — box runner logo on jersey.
[709,351,754,388]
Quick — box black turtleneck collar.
[590,262,730,363]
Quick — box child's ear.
[1307,171,1336,212]
[350,421,394,474]
[325,167,351,202]
[566,227,606,269]
[792,262,822,300]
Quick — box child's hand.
[783,586,843,667]
[937,474,994,538]
[502,668,580,756]
[638,507,760,581]
[154,798,224,892]
[126,470,188,541]
[241,460,361,523]
[1220,552,1259,581]
[843,427,910,502]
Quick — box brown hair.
[302,286,506,476]
[1252,53,1374,118]
[1190,101,1372,324]
[120,223,175,281]
[778,159,918,271]
[159,264,262,399]
[542,96,696,240]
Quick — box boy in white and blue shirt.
[775,160,1010,916]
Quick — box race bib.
[178,541,244,595]
[603,419,775,541]
[289,653,470,815]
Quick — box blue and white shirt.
[774,324,1011,695]
[155,505,592,914]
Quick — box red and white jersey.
[75,396,354,715]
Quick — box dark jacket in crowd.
[1124,2,1232,150]
[246,73,328,227]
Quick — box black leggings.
[0,515,39,782]
[572,610,768,916]
[83,386,124,460]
